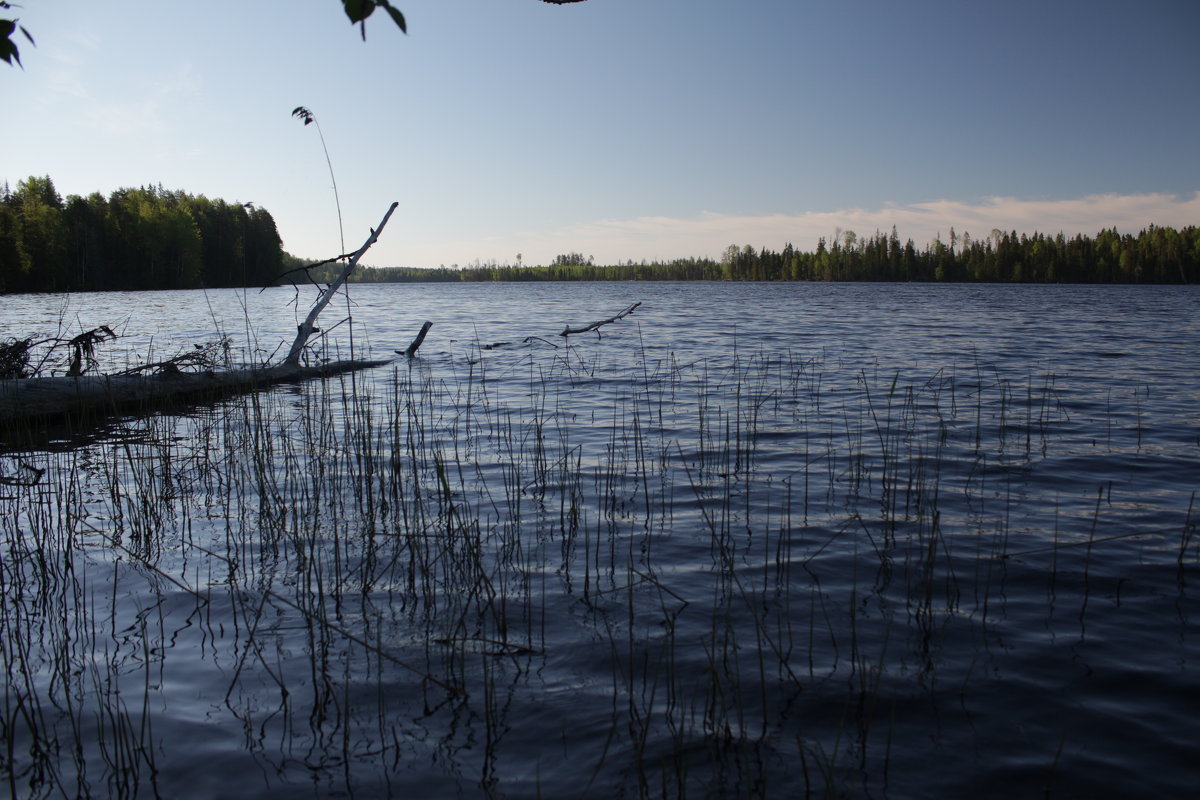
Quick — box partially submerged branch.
[115,338,232,376]
[1,203,413,430]
[396,320,432,358]
[560,302,641,337]
[0,358,392,425]
[285,201,399,366]
[2,206,651,432]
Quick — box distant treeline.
[1,176,283,292]
[348,226,1200,285]
[4,175,1198,292]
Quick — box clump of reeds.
[0,323,1187,798]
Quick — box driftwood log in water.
[1,203,407,430]
[0,359,393,424]
[396,320,433,358]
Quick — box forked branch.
[285,201,399,366]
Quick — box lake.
[2,281,1198,798]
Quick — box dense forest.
[0,177,283,292]
[3,175,1198,293]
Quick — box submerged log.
[397,320,432,358]
[0,358,392,425]
[1,203,409,434]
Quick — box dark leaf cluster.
[65,325,116,376]
[0,335,34,378]
[0,2,35,68]
[341,0,407,41]
[4,1,589,70]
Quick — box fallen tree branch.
[1,204,409,433]
[115,337,232,376]
[268,250,357,289]
[285,201,399,365]
[559,302,641,337]
[0,461,45,486]
[395,320,432,358]
[0,358,392,425]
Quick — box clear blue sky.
[5,0,1199,268]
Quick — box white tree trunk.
[285,202,399,366]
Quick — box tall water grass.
[1,333,1195,798]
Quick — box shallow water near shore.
[2,281,1198,798]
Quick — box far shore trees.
[0,178,282,292]
[348,226,1200,286]
[2,175,1197,292]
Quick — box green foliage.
[0,177,283,293]
[354,257,727,284]
[676,226,1200,285]
[4,177,66,291]
[0,201,27,291]
[5,182,1193,292]
[551,252,593,267]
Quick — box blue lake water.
[2,281,1198,798]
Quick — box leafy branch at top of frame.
[0,2,35,68]
[5,2,589,69]
[341,0,407,41]
[341,0,587,41]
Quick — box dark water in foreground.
[2,282,1198,798]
